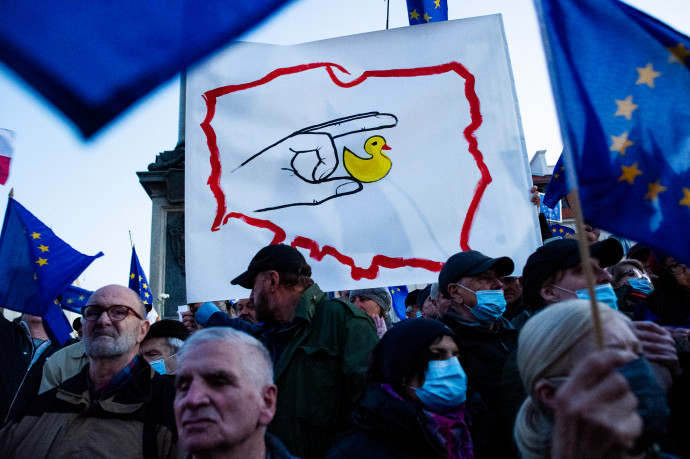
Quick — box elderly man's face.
[234,298,258,324]
[140,337,175,362]
[174,341,275,455]
[82,285,149,358]
[452,269,504,308]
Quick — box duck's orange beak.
[382,144,391,150]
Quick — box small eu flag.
[0,198,103,344]
[543,154,568,209]
[59,285,93,314]
[549,223,575,239]
[129,246,153,305]
[406,0,448,26]
[537,0,690,264]
[388,285,409,320]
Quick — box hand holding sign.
[227,112,397,212]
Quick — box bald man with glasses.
[1,285,179,458]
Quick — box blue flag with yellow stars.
[407,0,447,26]
[59,285,93,314]
[537,0,690,264]
[0,198,103,344]
[548,223,575,239]
[129,246,153,305]
[543,154,568,209]
[388,285,409,320]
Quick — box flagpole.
[386,0,390,29]
[534,0,604,350]
[129,231,133,249]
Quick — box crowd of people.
[1,225,689,458]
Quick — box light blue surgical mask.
[416,311,422,318]
[458,284,506,323]
[412,357,467,414]
[555,283,619,310]
[149,353,178,375]
[629,278,653,295]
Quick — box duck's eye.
[372,141,378,146]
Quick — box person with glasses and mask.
[0,284,179,458]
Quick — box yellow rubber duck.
[343,135,392,183]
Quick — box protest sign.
[186,15,541,300]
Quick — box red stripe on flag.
[0,155,11,185]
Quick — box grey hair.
[514,299,620,458]
[168,337,185,353]
[178,327,273,387]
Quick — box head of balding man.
[81,285,149,359]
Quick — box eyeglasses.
[666,263,688,275]
[81,305,144,322]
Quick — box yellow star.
[35,257,48,267]
[636,63,661,88]
[139,275,143,282]
[130,273,135,279]
[67,298,73,304]
[614,95,638,120]
[78,295,85,301]
[645,180,667,200]
[144,292,150,298]
[54,299,59,305]
[610,131,634,155]
[143,283,148,289]
[30,232,41,239]
[618,162,643,185]
[37,244,49,252]
[680,188,690,208]
[409,9,419,20]
[668,43,690,65]
[33,272,37,280]
[434,0,441,8]
[553,173,560,179]
[423,12,432,22]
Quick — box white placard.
[186,16,541,301]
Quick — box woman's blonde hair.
[514,299,619,458]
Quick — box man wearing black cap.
[190,244,378,459]
[517,238,623,330]
[437,249,518,458]
[139,319,190,375]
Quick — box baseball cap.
[438,250,514,296]
[231,244,311,289]
[143,319,190,342]
[522,238,624,308]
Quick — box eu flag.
[406,0,448,26]
[537,0,690,264]
[549,223,575,239]
[129,246,153,305]
[388,285,409,320]
[543,154,567,209]
[0,198,103,344]
[0,1,293,138]
[59,285,93,314]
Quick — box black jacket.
[326,384,461,459]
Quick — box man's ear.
[136,320,150,344]
[446,283,464,305]
[534,379,559,411]
[266,270,280,289]
[258,384,278,426]
[540,283,559,305]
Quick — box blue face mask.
[458,284,506,323]
[149,353,177,375]
[629,278,653,295]
[412,357,467,414]
[416,311,422,318]
[555,283,619,310]
[149,359,167,375]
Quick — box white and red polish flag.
[0,129,15,185]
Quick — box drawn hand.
[226,112,397,213]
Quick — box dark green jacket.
[204,283,378,459]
